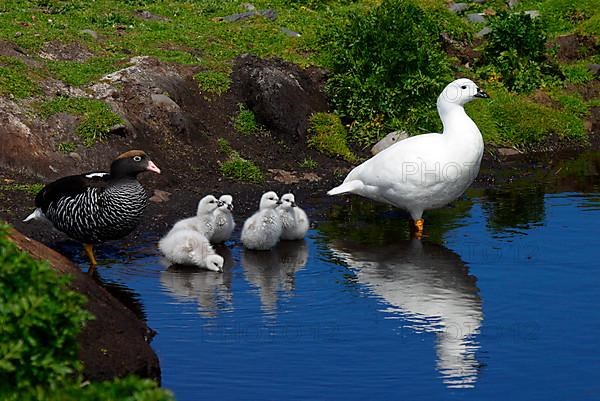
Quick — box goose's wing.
[35,172,111,211]
[345,133,445,186]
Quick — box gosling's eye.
[461,85,467,90]
[133,155,142,162]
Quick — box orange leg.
[410,218,425,239]
[83,243,98,273]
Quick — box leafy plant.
[0,224,90,391]
[220,155,264,184]
[217,139,264,183]
[57,142,76,153]
[0,56,41,98]
[308,113,356,162]
[233,104,259,135]
[479,11,557,93]
[39,97,124,147]
[324,0,464,146]
[300,157,318,169]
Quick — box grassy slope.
[0,0,598,151]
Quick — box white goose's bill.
[146,160,161,174]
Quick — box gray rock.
[507,0,519,9]
[280,27,301,37]
[151,93,180,111]
[80,29,98,40]
[371,131,409,155]
[497,147,521,157]
[472,0,486,3]
[588,63,600,75]
[476,26,492,38]
[524,10,540,18]
[448,3,469,14]
[467,13,487,23]
[69,152,82,162]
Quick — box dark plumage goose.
[23,150,161,268]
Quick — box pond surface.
[57,152,600,400]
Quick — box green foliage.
[220,155,264,184]
[561,62,595,84]
[465,85,587,147]
[536,0,600,35]
[217,138,263,183]
[46,58,120,87]
[308,113,356,162]
[0,183,44,195]
[194,71,231,96]
[233,104,259,135]
[324,0,463,146]
[480,11,556,93]
[299,157,318,169]
[0,56,40,98]
[57,142,76,153]
[0,224,90,392]
[39,97,124,147]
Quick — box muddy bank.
[6,227,161,382]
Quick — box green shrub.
[308,113,356,162]
[0,224,174,400]
[220,155,264,184]
[57,142,77,153]
[324,0,465,146]
[233,104,259,135]
[479,11,556,93]
[537,0,600,35]
[299,157,318,169]
[39,97,124,147]
[0,224,90,392]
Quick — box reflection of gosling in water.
[278,193,309,240]
[171,195,222,239]
[211,194,235,243]
[159,228,224,272]
[241,191,282,250]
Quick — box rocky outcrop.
[7,228,161,382]
[232,54,329,141]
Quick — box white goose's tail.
[327,180,363,196]
[23,208,46,223]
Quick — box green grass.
[194,71,231,96]
[39,97,124,147]
[217,138,264,183]
[56,142,76,153]
[46,57,122,86]
[0,183,44,194]
[0,56,41,98]
[233,104,259,135]
[466,85,588,147]
[308,112,356,163]
[299,157,318,169]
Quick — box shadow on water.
[241,240,309,314]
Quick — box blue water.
[59,153,600,400]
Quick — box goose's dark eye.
[133,156,142,162]
[461,85,467,90]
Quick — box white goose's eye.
[461,85,467,90]
[133,155,142,162]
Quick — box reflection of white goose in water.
[328,238,483,388]
[242,240,309,313]
[159,246,234,318]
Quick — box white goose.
[158,228,224,272]
[328,78,489,235]
[170,195,222,239]
[278,193,309,240]
[241,191,282,250]
[211,194,235,243]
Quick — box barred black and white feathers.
[24,150,161,245]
